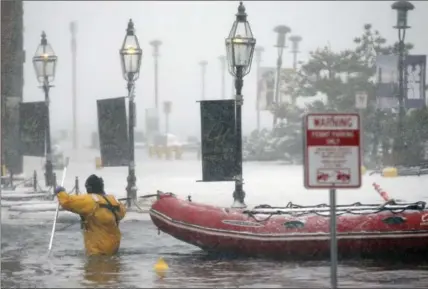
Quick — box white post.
[356,92,367,163]
[329,188,338,289]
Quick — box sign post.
[304,113,362,289]
[329,187,338,288]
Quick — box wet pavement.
[2,148,428,288]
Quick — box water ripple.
[2,221,428,288]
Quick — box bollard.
[165,146,172,160]
[1,164,7,177]
[174,146,183,160]
[148,146,155,158]
[171,146,176,160]
[155,145,162,159]
[33,170,38,192]
[9,172,14,189]
[75,176,80,195]
[53,173,57,188]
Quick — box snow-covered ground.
[1,192,50,201]
[2,147,427,224]
[1,200,53,208]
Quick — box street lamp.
[273,25,291,126]
[32,31,58,188]
[199,60,208,100]
[254,46,264,132]
[163,101,172,134]
[149,39,162,110]
[218,55,227,99]
[70,22,78,150]
[225,1,256,208]
[289,35,302,70]
[119,19,143,207]
[391,0,414,165]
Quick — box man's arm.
[57,190,96,216]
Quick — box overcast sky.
[23,1,428,145]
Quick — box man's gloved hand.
[54,186,66,195]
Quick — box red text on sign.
[313,116,354,128]
[306,130,360,146]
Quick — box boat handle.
[382,216,406,225]
[283,220,305,229]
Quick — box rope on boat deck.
[243,201,427,222]
[131,193,158,213]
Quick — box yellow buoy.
[148,146,155,158]
[154,257,169,277]
[155,145,162,159]
[174,146,183,160]
[382,167,398,178]
[361,165,367,175]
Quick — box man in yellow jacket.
[55,174,126,256]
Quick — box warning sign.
[304,113,361,189]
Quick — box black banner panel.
[19,101,47,157]
[97,97,129,167]
[200,99,237,182]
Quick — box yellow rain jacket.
[57,191,127,256]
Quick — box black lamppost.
[119,19,143,207]
[32,31,58,188]
[273,25,291,126]
[225,2,256,208]
[392,0,414,165]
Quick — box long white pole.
[70,22,77,149]
[329,188,338,289]
[48,157,70,254]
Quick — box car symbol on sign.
[317,172,329,181]
[336,171,350,181]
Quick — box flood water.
[2,148,428,288]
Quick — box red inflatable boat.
[150,192,428,259]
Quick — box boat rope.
[243,201,427,222]
[132,194,158,213]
